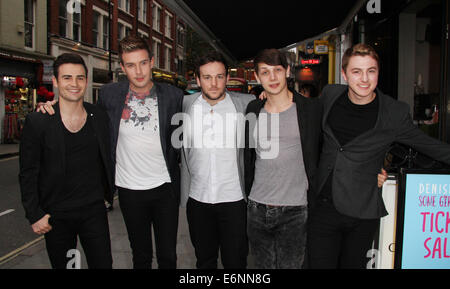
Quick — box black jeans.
[307,198,380,269]
[118,183,178,269]
[247,199,308,269]
[45,201,112,269]
[186,197,248,269]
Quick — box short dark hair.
[119,35,153,63]
[342,43,379,72]
[194,51,229,78]
[53,53,88,79]
[253,49,288,73]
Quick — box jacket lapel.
[155,83,168,157]
[52,104,66,173]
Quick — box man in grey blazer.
[308,43,450,269]
[180,51,253,268]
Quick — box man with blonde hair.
[308,43,450,268]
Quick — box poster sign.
[395,169,450,269]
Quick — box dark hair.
[342,43,379,72]
[53,53,88,79]
[253,49,288,73]
[119,35,153,63]
[194,51,229,78]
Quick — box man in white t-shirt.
[180,51,253,268]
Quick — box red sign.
[301,59,320,65]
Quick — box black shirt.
[320,91,379,199]
[53,117,105,211]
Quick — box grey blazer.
[316,84,450,219]
[180,90,254,207]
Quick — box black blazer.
[317,84,450,219]
[97,81,183,203]
[19,103,114,225]
[244,91,323,207]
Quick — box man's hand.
[258,91,267,100]
[377,168,388,188]
[31,214,52,235]
[36,100,57,115]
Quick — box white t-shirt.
[115,88,171,190]
[187,94,243,204]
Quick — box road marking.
[0,209,15,217]
[0,155,18,162]
[0,236,44,266]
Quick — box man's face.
[342,55,379,104]
[52,63,87,103]
[196,61,229,105]
[254,63,290,96]
[120,49,154,93]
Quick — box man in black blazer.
[97,36,183,269]
[308,43,450,268]
[19,53,114,268]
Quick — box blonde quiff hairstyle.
[118,35,153,64]
[342,43,379,72]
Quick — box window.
[138,0,148,23]
[24,0,35,49]
[165,45,172,71]
[165,12,172,38]
[152,38,161,68]
[92,7,110,50]
[118,20,132,41]
[59,0,68,38]
[102,16,109,50]
[73,11,81,42]
[92,11,99,47]
[177,25,185,47]
[118,0,130,13]
[138,29,149,43]
[58,0,82,41]
[152,3,161,32]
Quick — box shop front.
[0,53,49,144]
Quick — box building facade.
[0,0,52,143]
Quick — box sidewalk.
[0,143,19,159]
[0,198,198,269]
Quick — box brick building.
[48,0,188,103]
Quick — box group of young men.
[19,35,450,269]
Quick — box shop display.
[2,76,34,143]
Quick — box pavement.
[0,143,197,269]
[0,143,253,269]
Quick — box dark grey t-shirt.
[249,104,308,206]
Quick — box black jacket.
[19,102,114,225]
[317,84,450,219]
[97,81,183,203]
[244,91,323,207]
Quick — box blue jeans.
[247,199,308,269]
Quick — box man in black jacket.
[38,36,183,269]
[244,49,323,268]
[308,43,450,268]
[19,53,114,269]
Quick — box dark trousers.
[118,183,178,269]
[247,200,308,269]
[186,197,248,269]
[45,201,112,269]
[307,198,380,269]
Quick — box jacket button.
[339,147,344,152]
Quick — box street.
[0,156,38,259]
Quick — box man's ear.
[52,76,58,89]
[341,69,348,83]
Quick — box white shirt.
[115,91,171,190]
[187,94,243,204]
